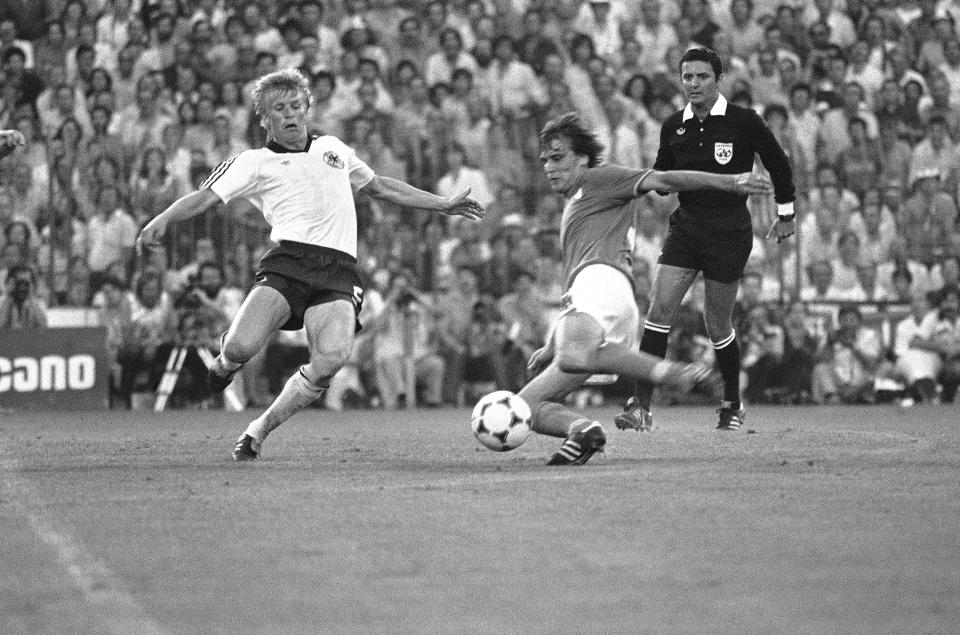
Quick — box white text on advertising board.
[0,355,96,392]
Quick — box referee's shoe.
[716,401,745,430]
[614,398,655,432]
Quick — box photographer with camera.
[368,271,445,409]
[173,260,245,405]
[177,261,244,336]
[0,264,47,329]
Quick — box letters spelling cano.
[0,327,110,409]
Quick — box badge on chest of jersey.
[714,142,733,165]
[323,151,345,169]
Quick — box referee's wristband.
[777,202,795,223]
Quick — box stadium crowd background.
[1,0,960,410]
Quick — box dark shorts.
[658,208,753,283]
[254,240,364,331]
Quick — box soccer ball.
[470,390,533,451]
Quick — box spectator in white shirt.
[436,141,495,207]
[893,292,942,403]
[425,28,478,87]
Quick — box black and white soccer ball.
[470,390,533,451]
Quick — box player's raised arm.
[636,170,773,195]
[136,188,221,253]
[359,175,484,220]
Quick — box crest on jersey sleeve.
[714,142,733,165]
[323,151,345,169]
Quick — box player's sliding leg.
[556,310,715,393]
[518,365,605,466]
[704,277,745,430]
[209,286,291,393]
[234,300,354,461]
[618,264,698,431]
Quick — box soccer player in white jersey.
[525,113,772,465]
[137,69,483,460]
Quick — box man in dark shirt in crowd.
[617,47,796,432]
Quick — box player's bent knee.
[555,342,597,374]
[307,348,351,378]
[222,338,259,364]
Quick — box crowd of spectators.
[1,0,960,410]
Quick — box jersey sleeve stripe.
[199,154,239,190]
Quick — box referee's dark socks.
[635,322,671,406]
[712,331,741,407]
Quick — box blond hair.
[251,68,313,121]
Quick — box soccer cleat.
[232,434,262,461]
[614,397,655,432]
[207,363,239,395]
[547,421,607,466]
[715,401,745,430]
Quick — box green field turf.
[1,404,958,634]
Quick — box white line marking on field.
[0,457,167,635]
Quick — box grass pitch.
[1,404,959,634]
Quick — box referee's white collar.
[682,94,728,122]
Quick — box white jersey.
[201,135,375,257]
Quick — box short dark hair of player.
[679,47,723,79]
[539,112,604,168]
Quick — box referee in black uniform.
[616,47,796,431]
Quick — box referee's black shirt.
[654,94,795,225]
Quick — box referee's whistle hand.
[733,173,774,194]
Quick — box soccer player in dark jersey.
[616,47,796,433]
[523,112,773,466]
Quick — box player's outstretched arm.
[638,170,773,195]
[360,175,484,220]
[136,188,221,254]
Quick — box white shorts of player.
[560,263,639,351]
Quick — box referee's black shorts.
[254,240,363,331]
[658,207,753,283]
